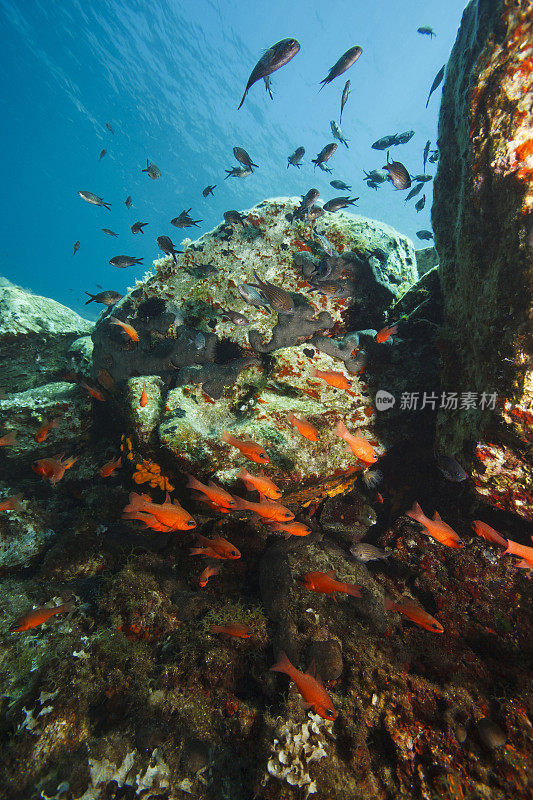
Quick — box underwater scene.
[0,0,532,798]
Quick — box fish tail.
[346,584,362,598]
[383,596,396,612]
[334,420,348,440]
[186,474,204,493]
[103,202,112,210]
[231,496,251,512]
[84,293,95,304]
[221,431,235,446]
[124,492,145,513]
[501,540,515,557]
[237,88,247,110]
[270,650,294,677]
[189,548,207,556]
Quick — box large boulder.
[432,0,533,520]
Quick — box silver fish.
[340,80,350,122]
[350,543,389,563]
[142,159,161,179]
[320,46,363,88]
[78,190,111,210]
[233,147,258,170]
[224,166,252,179]
[330,120,348,148]
[312,143,337,168]
[237,284,270,310]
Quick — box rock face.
[0,278,93,393]
[91,198,418,488]
[432,0,533,520]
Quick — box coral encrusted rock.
[432,0,533,520]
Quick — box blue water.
[0,0,466,318]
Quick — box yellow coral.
[132,458,174,492]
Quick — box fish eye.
[326,709,334,718]
[230,550,238,557]
[186,520,196,527]
[284,512,292,519]
[259,453,268,461]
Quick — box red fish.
[140,382,148,407]
[199,566,219,588]
[186,474,236,509]
[384,596,444,633]
[312,369,353,393]
[300,570,361,598]
[193,494,233,514]
[472,520,507,547]
[32,454,78,485]
[195,532,240,559]
[287,413,319,441]
[0,430,17,446]
[123,492,196,531]
[375,324,398,343]
[334,420,378,464]
[270,651,337,720]
[100,456,122,478]
[266,521,311,537]
[210,623,253,639]
[190,546,223,558]
[406,502,462,548]
[232,495,294,522]
[501,538,533,568]
[122,510,173,532]
[110,317,139,342]
[34,417,60,443]
[80,382,106,402]
[0,494,22,512]
[237,468,282,500]
[222,431,269,464]
[11,603,73,632]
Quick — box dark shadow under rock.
[249,301,334,354]
[176,356,260,399]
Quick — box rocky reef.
[432,0,533,521]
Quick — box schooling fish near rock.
[238,38,301,109]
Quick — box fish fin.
[270,650,293,676]
[433,511,442,521]
[406,501,425,524]
[306,660,317,678]
[237,87,248,110]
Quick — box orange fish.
[199,566,219,588]
[100,456,122,478]
[32,454,78,485]
[0,494,22,512]
[237,468,282,500]
[384,596,444,633]
[406,502,462,548]
[266,521,311,537]
[195,532,240,559]
[190,546,223,558]
[501,538,533,568]
[312,369,353,393]
[300,570,362,598]
[232,495,294,522]
[34,417,60,443]
[0,430,17,446]
[210,623,253,639]
[270,651,337,721]
[287,413,319,441]
[186,474,236,509]
[334,420,378,464]
[472,520,507,547]
[122,510,173,532]
[123,491,196,531]
[10,602,73,632]
[222,431,269,464]
[193,494,233,514]
[375,324,398,343]
[110,317,139,342]
[140,382,148,407]
[80,381,106,402]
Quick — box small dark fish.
[309,280,344,296]
[238,38,301,109]
[171,209,202,228]
[307,205,325,221]
[102,228,119,237]
[434,450,467,482]
[366,181,380,190]
[125,196,133,208]
[250,270,295,314]
[417,26,436,38]
[224,210,246,227]
[84,290,123,306]
[233,147,258,170]
[383,153,411,190]
[393,130,415,145]
[350,543,389,563]
[73,241,80,255]
[142,159,161,179]
[185,264,217,278]
[372,135,398,151]
[426,64,445,108]
[287,146,305,169]
[340,80,350,123]
[423,139,431,172]
[224,166,252,179]
[319,46,363,88]
[330,180,351,190]
[78,190,111,210]
[412,174,433,183]
[415,194,426,212]
[323,196,358,212]
[299,188,320,212]
[363,169,388,184]
[330,121,348,148]
[428,149,439,163]
[220,309,250,325]
[131,221,148,234]
[237,284,270,310]
[105,122,114,134]
[157,235,182,264]
[416,229,434,240]
[109,255,144,268]
[99,148,107,160]
[312,143,337,169]
[264,75,273,98]
[405,183,424,202]
[316,162,333,173]
[203,185,216,197]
